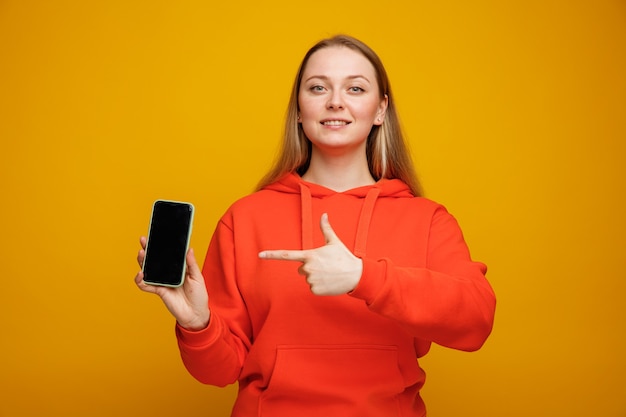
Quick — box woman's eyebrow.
[303,74,371,83]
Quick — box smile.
[321,120,350,126]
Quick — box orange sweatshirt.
[176,173,496,417]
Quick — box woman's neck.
[301,149,375,192]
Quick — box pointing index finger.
[259,249,307,262]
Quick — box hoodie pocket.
[259,345,404,417]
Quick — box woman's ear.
[375,94,389,125]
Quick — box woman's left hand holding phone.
[135,236,211,331]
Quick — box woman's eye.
[349,86,365,93]
[310,85,325,92]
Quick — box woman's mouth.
[321,120,350,126]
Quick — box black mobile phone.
[142,199,195,287]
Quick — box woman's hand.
[135,237,210,331]
[258,213,363,296]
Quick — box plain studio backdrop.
[1,1,624,416]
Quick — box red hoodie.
[176,173,496,417]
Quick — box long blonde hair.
[256,35,422,196]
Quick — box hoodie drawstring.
[354,188,380,257]
[300,183,314,250]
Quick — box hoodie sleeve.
[175,216,251,386]
[349,204,496,352]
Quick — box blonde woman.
[136,34,496,417]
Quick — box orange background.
[1,1,625,416]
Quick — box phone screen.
[142,200,194,287]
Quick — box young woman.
[135,35,496,417]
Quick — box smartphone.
[142,199,195,287]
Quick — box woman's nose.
[326,91,344,109]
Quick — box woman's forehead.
[302,46,376,80]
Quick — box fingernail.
[258,251,266,258]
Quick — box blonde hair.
[256,35,422,196]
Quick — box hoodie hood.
[262,173,415,257]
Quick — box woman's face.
[298,46,387,156]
